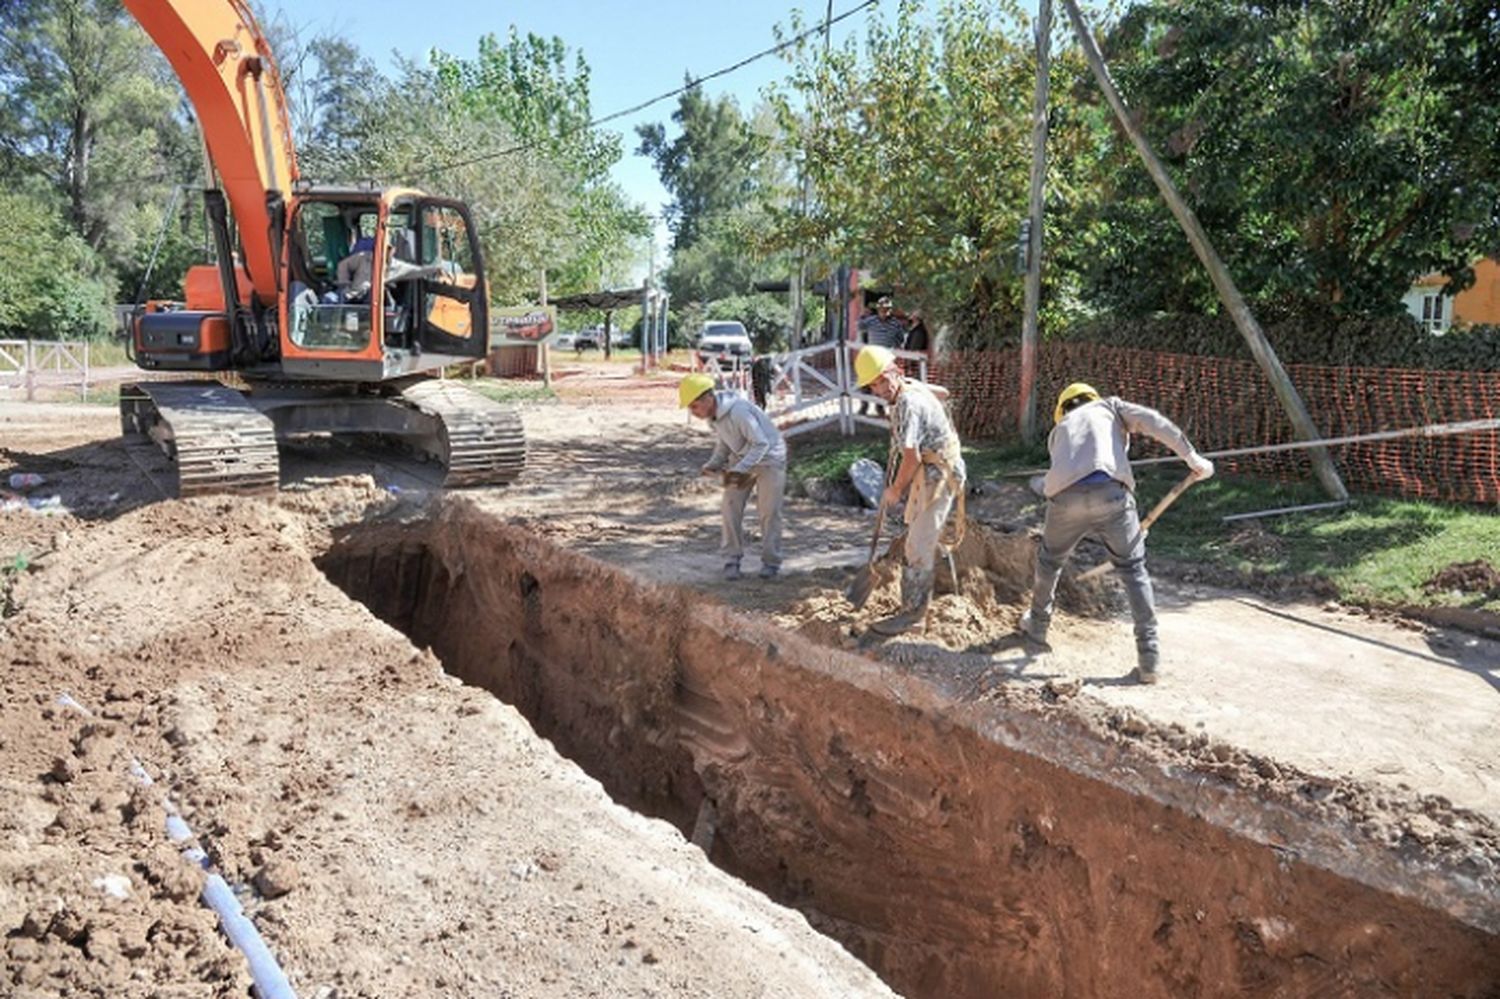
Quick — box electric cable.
[427,0,879,176]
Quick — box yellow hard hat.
[855,345,896,388]
[1054,382,1101,424]
[678,373,715,408]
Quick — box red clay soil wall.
[319,503,1500,999]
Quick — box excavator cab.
[281,191,488,380]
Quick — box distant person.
[1017,382,1215,684]
[857,296,907,416]
[903,309,930,354]
[854,345,965,636]
[858,295,906,349]
[680,374,787,581]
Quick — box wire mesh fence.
[934,345,1500,504]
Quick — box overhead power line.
[427,0,879,176]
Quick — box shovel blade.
[845,563,878,609]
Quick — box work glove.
[723,470,754,489]
[1185,452,1215,482]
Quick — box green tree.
[428,29,649,298]
[0,0,195,277]
[638,88,765,251]
[0,190,115,338]
[1070,0,1500,318]
[768,0,1082,343]
[638,90,800,307]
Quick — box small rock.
[1402,815,1441,845]
[254,859,302,899]
[49,756,79,783]
[1043,678,1082,700]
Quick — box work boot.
[1132,649,1160,685]
[758,563,780,579]
[723,560,742,581]
[1016,609,1052,652]
[870,567,933,636]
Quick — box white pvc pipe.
[59,695,299,999]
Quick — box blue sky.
[277,1,877,259]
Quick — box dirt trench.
[319,497,1500,999]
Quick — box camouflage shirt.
[893,381,964,483]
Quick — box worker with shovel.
[680,373,787,581]
[854,346,966,636]
[1018,382,1215,684]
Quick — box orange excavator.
[120,0,524,495]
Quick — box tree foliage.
[0,0,195,266]
[638,92,794,305]
[0,190,116,338]
[767,0,1080,342]
[1070,0,1500,318]
[426,30,649,299]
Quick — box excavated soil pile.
[320,497,1500,999]
[1425,559,1500,596]
[775,519,1113,655]
[0,490,893,999]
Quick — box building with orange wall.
[1404,257,1500,333]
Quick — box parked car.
[696,320,753,364]
[551,331,577,351]
[573,327,604,351]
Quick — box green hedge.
[1052,314,1500,371]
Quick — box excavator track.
[120,382,280,497]
[397,380,526,487]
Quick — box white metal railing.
[759,341,845,438]
[754,341,939,437]
[0,339,92,401]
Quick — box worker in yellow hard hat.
[856,345,966,636]
[1018,381,1215,684]
[680,374,788,581]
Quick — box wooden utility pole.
[1018,0,1052,444]
[1059,0,1348,500]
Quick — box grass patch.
[86,338,131,367]
[80,384,122,407]
[785,431,887,486]
[1132,464,1500,611]
[460,379,557,405]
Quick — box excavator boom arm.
[123,0,299,304]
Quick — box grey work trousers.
[1028,479,1158,655]
[721,464,786,568]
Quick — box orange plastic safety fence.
[933,345,1500,505]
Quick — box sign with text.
[490,305,556,347]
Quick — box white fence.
[0,339,92,401]
[713,341,937,438]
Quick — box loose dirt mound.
[1425,559,1500,595]
[774,520,1118,652]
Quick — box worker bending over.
[680,374,787,580]
[856,346,966,635]
[1019,382,1214,684]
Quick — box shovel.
[846,441,902,609]
[845,496,891,609]
[1077,472,1197,582]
